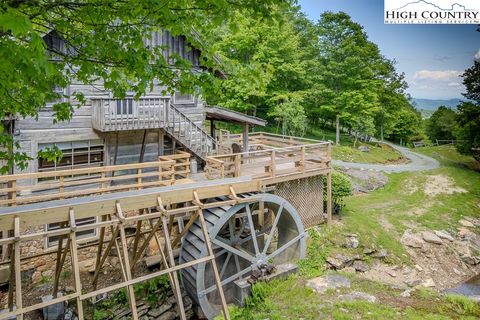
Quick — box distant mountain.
[411,98,462,110]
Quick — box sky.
[298,0,480,100]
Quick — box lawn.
[220,146,480,319]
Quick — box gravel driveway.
[333,142,440,173]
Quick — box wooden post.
[68,209,84,319]
[271,150,276,177]
[300,146,305,173]
[326,171,332,225]
[234,154,241,177]
[335,114,340,145]
[14,217,23,320]
[59,176,64,199]
[242,122,249,152]
[10,180,16,207]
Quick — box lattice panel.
[274,176,324,228]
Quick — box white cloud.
[475,49,480,62]
[413,70,462,82]
[447,82,461,87]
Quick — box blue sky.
[298,0,479,99]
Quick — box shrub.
[323,171,352,213]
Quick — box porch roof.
[205,106,267,127]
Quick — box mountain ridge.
[411,98,462,110]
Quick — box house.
[10,29,265,182]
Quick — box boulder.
[422,278,436,288]
[401,231,423,248]
[372,249,388,259]
[422,231,443,245]
[358,146,370,153]
[326,254,359,270]
[306,274,351,294]
[344,236,360,249]
[352,260,370,273]
[459,219,475,228]
[434,230,454,242]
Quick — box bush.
[323,171,352,213]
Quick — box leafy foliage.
[426,106,457,141]
[323,171,352,207]
[0,0,290,171]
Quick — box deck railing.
[206,133,331,180]
[91,97,170,132]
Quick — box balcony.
[91,97,170,132]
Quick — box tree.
[0,0,289,173]
[314,12,384,145]
[426,106,457,141]
[456,60,480,160]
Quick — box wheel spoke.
[228,219,242,273]
[245,204,260,256]
[266,233,304,261]
[211,238,255,262]
[199,265,254,297]
[262,202,284,255]
[220,252,232,278]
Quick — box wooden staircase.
[164,101,218,161]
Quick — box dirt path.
[333,142,439,173]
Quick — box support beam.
[326,171,332,225]
[14,217,23,320]
[243,123,249,152]
[68,209,84,319]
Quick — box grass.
[222,145,480,319]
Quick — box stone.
[422,278,435,287]
[32,271,42,284]
[461,254,480,265]
[414,265,423,272]
[363,247,376,255]
[404,279,422,287]
[344,236,359,249]
[459,219,475,228]
[156,311,176,320]
[306,274,351,294]
[401,231,423,248]
[0,266,10,285]
[42,270,53,278]
[400,289,412,297]
[148,303,172,318]
[358,146,370,153]
[352,260,370,273]
[372,249,388,259]
[42,294,65,320]
[434,230,454,242]
[326,254,357,270]
[386,270,397,278]
[422,231,443,245]
[338,291,376,303]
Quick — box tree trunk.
[335,114,340,145]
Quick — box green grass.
[223,146,480,319]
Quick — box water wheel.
[179,193,306,319]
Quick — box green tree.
[456,60,480,160]
[314,12,385,145]
[0,0,289,173]
[426,106,457,141]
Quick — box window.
[45,85,68,105]
[38,139,104,174]
[46,217,97,247]
[173,92,194,104]
[116,98,134,115]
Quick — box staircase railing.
[164,100,218,160]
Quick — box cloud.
[413,70,462,82]
[447,82,461,87]
[475,49,480,62]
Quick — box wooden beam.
[13,217,23,320]
[326,171,332,225]
[68,209,84,319]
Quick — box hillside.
[412,98,462,110]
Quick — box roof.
[205,106,267,127]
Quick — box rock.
[32,271,42,284]
[338,291,376,303]
[372,249,388,259]
[404,279,422,287]
[307,274,351,294]
[459,219,475,228]
[344,236,359,249]
[434,230,454,242]
[156,311,177,320]
[414,265,423,272]
[400,289,412,297]
[422,231,443,245]
[386,270,397,278]
[326,254,359,270]
[148,304,172,318]
[453,268,461,275]
[401,231,423,248]
[358,146,370,153]
[363,247,376,255]
[461,254,480,265]
[422,278,435,287]
[342,267,356,273]
[353,260,370,273]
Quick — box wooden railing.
[205,138,331,180]
[159,150,191,179]
[91,97,170,132]
[0,159,195,207]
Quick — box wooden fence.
[0,152,191,207]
